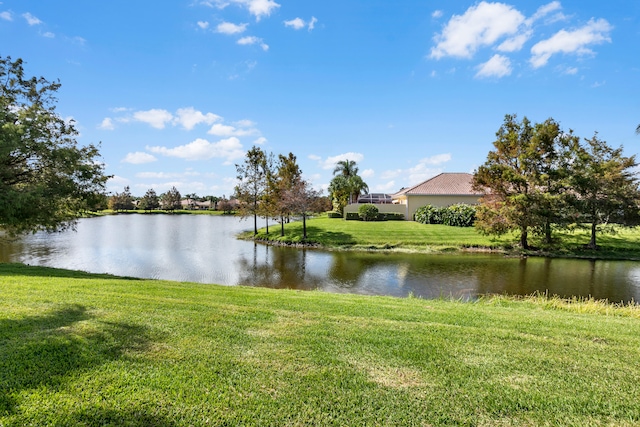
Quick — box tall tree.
[569,134,640,249]
[281,179,321,240]
[329,160,369,213]
[108,186,134,211]
[473,114,568,249]
[275,153,303,236]
[0,56,109,234]
[138,188,160,211]
[160,186,181,211]
[235,146,267,235]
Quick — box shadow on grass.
[0,262,141,280]
[0,304,153,418]
[302,226,356,245]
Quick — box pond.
[1,215,639,303]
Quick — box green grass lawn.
[2,263,640,426]
[251,216,640,259]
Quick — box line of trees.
[235,146,329,238]
[473,114,640,250]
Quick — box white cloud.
[122,152,158,164]
[147,137,245,162]
[208,123,258,137]
[430,2,525,59]
[253,136,267,145]
[42,31,55,38]
[216,21,248,34]
[432,10,443,19]
[203,0,280,21]
[528,1,563,24]
[242,0,280,21]
[308,17,317,31]
[98,117,115,130]
[0,11,12,21]
[197,21,210,29]
[374,181,397,192]
[381,154,452,187]
[475,54,512,78]
[308,154,321,161]
[530,18,613,68]
[284,17,305,30]
[174,107,221,130]
[361,169,375,178]
[423,153,452,165]
[133,109,174,129]
[237,36,269,51]
[564,66,578,75]
[319,152,365,170]
[284,16,318,31]
[234,119,256,127]
[22,12,42,25]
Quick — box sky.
[2,0,639,197]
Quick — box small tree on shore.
[160,186,181,212]
[139,188,160,212]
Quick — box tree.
[235,146,267,235]
[569,134,640,249]
[138,188,160,211]
[281,179,322,239]
[108,186,134,211]
[0,56,109,234]
[160,186,181,211]
[328,160,369,214]
[274,153,303,236]
[473,115,571,249]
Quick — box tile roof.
[393,173,482,196]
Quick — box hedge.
[414,204,476,227]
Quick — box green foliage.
[138,188,160,211]
[328,160,369,214]
[414,205,444,224]
[160,186,181,211]
[384,212,405,221]
[415,204,476,227]
[327,211,343,218]
[235,146,267,234]
[0,56,109,234]
[108,186,134,211]
[358,204,379,221]
[345,212,361,220]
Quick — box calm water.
[2,215,640,303]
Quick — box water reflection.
[1,215,639,303]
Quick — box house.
[180,199,212,210]
[391,173,482,220]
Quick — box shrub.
[345,212,361,220]
[442,203,476,227]
[327,211,343,219]
[414,204,476,227]
[384,212,405,221]
[358,204,379,221]
[414,205,444,224]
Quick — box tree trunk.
[588,221,597,249]
[544,220,552,245]
[280,216,284,237]
[253,213,257,235]
[520,228,529,250]
[265,217,269,235]
[303,214,307,239]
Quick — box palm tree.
[636,124,640,135]
[329,160,369,210]
[333,159,359,177]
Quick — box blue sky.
[2,0,639,197]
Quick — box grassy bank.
[250,216,640,259]
[2,263,640,426]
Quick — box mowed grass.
[2,263,640,426]
[254,216,640,258]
